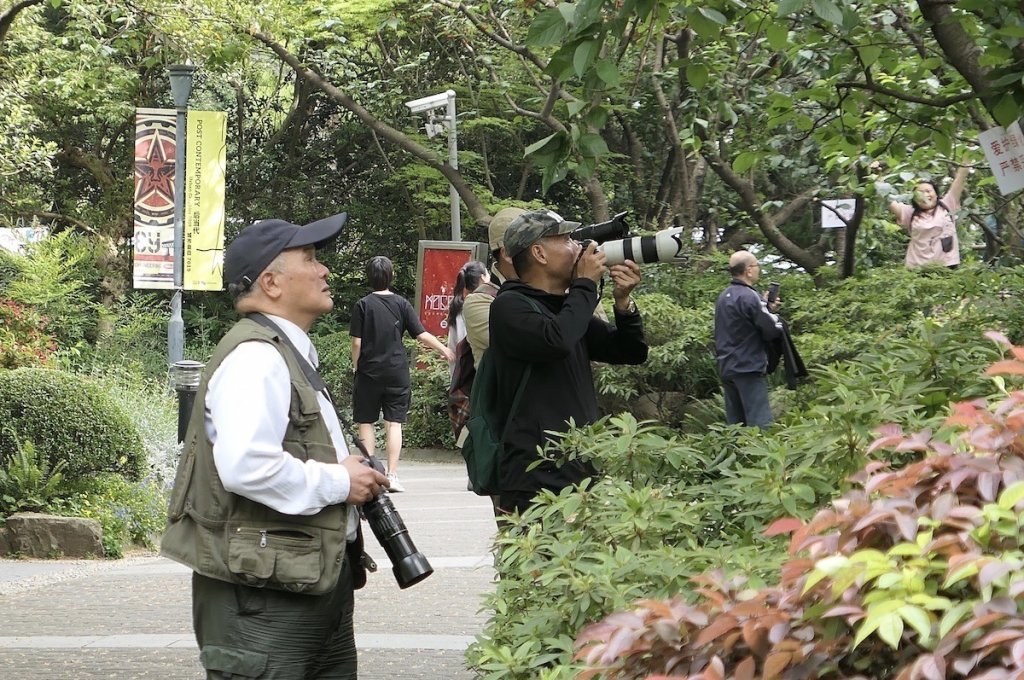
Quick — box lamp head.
[167,63,197,108]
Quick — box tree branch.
[0,0,43,46]
[56,145,115,189]
[433,0,547,71]
[836,80,975,107]
[249,29,490,226]
[700,139,825,270]
[917,0,992,105]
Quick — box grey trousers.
[192,560,356,679]
[722,372,773,429]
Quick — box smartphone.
[766,282,780,305]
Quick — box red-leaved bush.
[575,331,1024,679]
[0,297,56,368]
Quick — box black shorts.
[352,373,411,424]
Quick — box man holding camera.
[487,210,648,516]
[714,250,783,429]
[161,214,388,679]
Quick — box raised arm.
[948,165,969,204]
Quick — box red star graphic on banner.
[134,130,176,206]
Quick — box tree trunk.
[701,147,827,272]
[250,30,491,227]
[917,0,991,104]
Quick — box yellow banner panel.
[183,110,227,291]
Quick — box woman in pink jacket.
[888,166,969,269]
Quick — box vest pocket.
[200,645,268,677]
[227,526,323,593]
[166,443,195,521]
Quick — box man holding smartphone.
[713,251,783,428]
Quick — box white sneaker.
[386,472,405,493]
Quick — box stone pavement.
[0,454,498,679]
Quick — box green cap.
[503,210,582,259]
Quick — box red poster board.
[415,240,488,337]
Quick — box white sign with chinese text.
[820,199,855,229]
[979,121,1024,195]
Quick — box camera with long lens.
[570,211,630,244]
[360,456,433,589]
[572,211,687,266]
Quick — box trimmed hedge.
[0,368,146,480]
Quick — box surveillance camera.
[404,90,455,114]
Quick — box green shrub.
[404,347,454,449]
[67,364,179,485]
[1,231,103,347]
[47,473,166,558]
[80,291,171,382]
[468,319,1009,678]
[0,368,146,480]
[595,292,717,423]
[315,329,356,404]
[574,337,1024,679]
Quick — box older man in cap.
[161,213,388,679]
[487,209,648,516]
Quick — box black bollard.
[171,360,204,444]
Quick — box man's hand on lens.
[611,260,641,311]
[576,241,608,283]
[343,455,389,504]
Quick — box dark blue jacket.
[714,279,783,378]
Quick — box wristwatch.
[617,297,638,314]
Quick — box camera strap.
[246,313,374,461]
[246,313,380,580]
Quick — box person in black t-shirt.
[350,256,454,492]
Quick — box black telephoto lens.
[570,211,629,244]
[359,456,433,588]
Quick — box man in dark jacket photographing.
[487,209,649,516]
[713,250,783,428]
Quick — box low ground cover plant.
[574,332,1024,678]
[467,320,1014,678]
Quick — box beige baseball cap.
[487,207,527,251]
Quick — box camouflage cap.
[503,210,582,259]
[487,207,527,250]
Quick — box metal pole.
[167,64,195,367]
[445,90,460,242]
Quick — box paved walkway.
[0,455,497,679]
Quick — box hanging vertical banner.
[183,110,227,290]
[133,108,177,289]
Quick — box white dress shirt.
[205,314,357,539]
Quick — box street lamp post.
[405,90,460,242]
[170,359,204,443]
[167,63,195,366]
